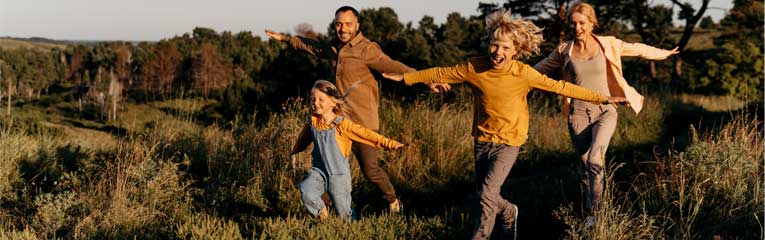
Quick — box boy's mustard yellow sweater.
[404,56,607,146]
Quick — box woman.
[534,2,678,227]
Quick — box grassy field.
[0,38,67,52]
[0,89,760,239]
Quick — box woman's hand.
[603,96,629,105]
[382,72,404,82]
[264,29,287,41]
[668,47,680,55]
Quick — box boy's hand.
[265,29,287,41]
[392,142,406,150]
[382,72,404,81]
[603,96,629,105]
[427,83,451,93]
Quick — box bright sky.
[0,0,732,41]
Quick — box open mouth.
[491,55,505,66]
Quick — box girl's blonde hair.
[312,80,350,116]
[568,2,598,27]
[484,9,544,59]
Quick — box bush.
[696,41,764,102]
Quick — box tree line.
[0,0,761,122]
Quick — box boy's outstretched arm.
[383,61,472,87]
[525,64,630,105]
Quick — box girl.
[290,80,404,221]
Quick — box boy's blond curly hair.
[484,9,544,59]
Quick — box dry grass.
[0,93,759,239]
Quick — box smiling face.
[310,88,337,117]
[334,10,359,43]
[488,34,517,70]
[570,12,594,41]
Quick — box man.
[265,6,447,213]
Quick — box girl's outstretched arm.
[339,120,403,150]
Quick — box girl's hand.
[603,96,629,105]
[265,29,286,41]
[392,142,406,150]
[427,83,451,93]
[382,73,404,82]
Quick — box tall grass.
[555,112,762,239]
[0,93,760,239]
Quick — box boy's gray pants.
[471,140,520,240]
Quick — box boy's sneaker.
[318,207,329,220]
[501,203,519,240]
[584,216,598,229]
[389,198,403,213]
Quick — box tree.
[631,1,675,80]
[358,7,404,43]
[432,13,468,66]
[717,0,764,45]
[690,0,764,102]
[699,16,717,29]
[141,41,182,99]
[503,0,577,44]
[669,0,710,84]
[102,45,131,121]
[107,68,123,121]
[191,43,232,97]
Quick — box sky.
[0,0,733,42]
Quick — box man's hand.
[427,83,451,93]
[382,72,404,81]
[265,29,287,41]
[603,96,629,105]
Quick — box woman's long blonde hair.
[484,9,544,59]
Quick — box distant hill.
[0,37,68,52]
